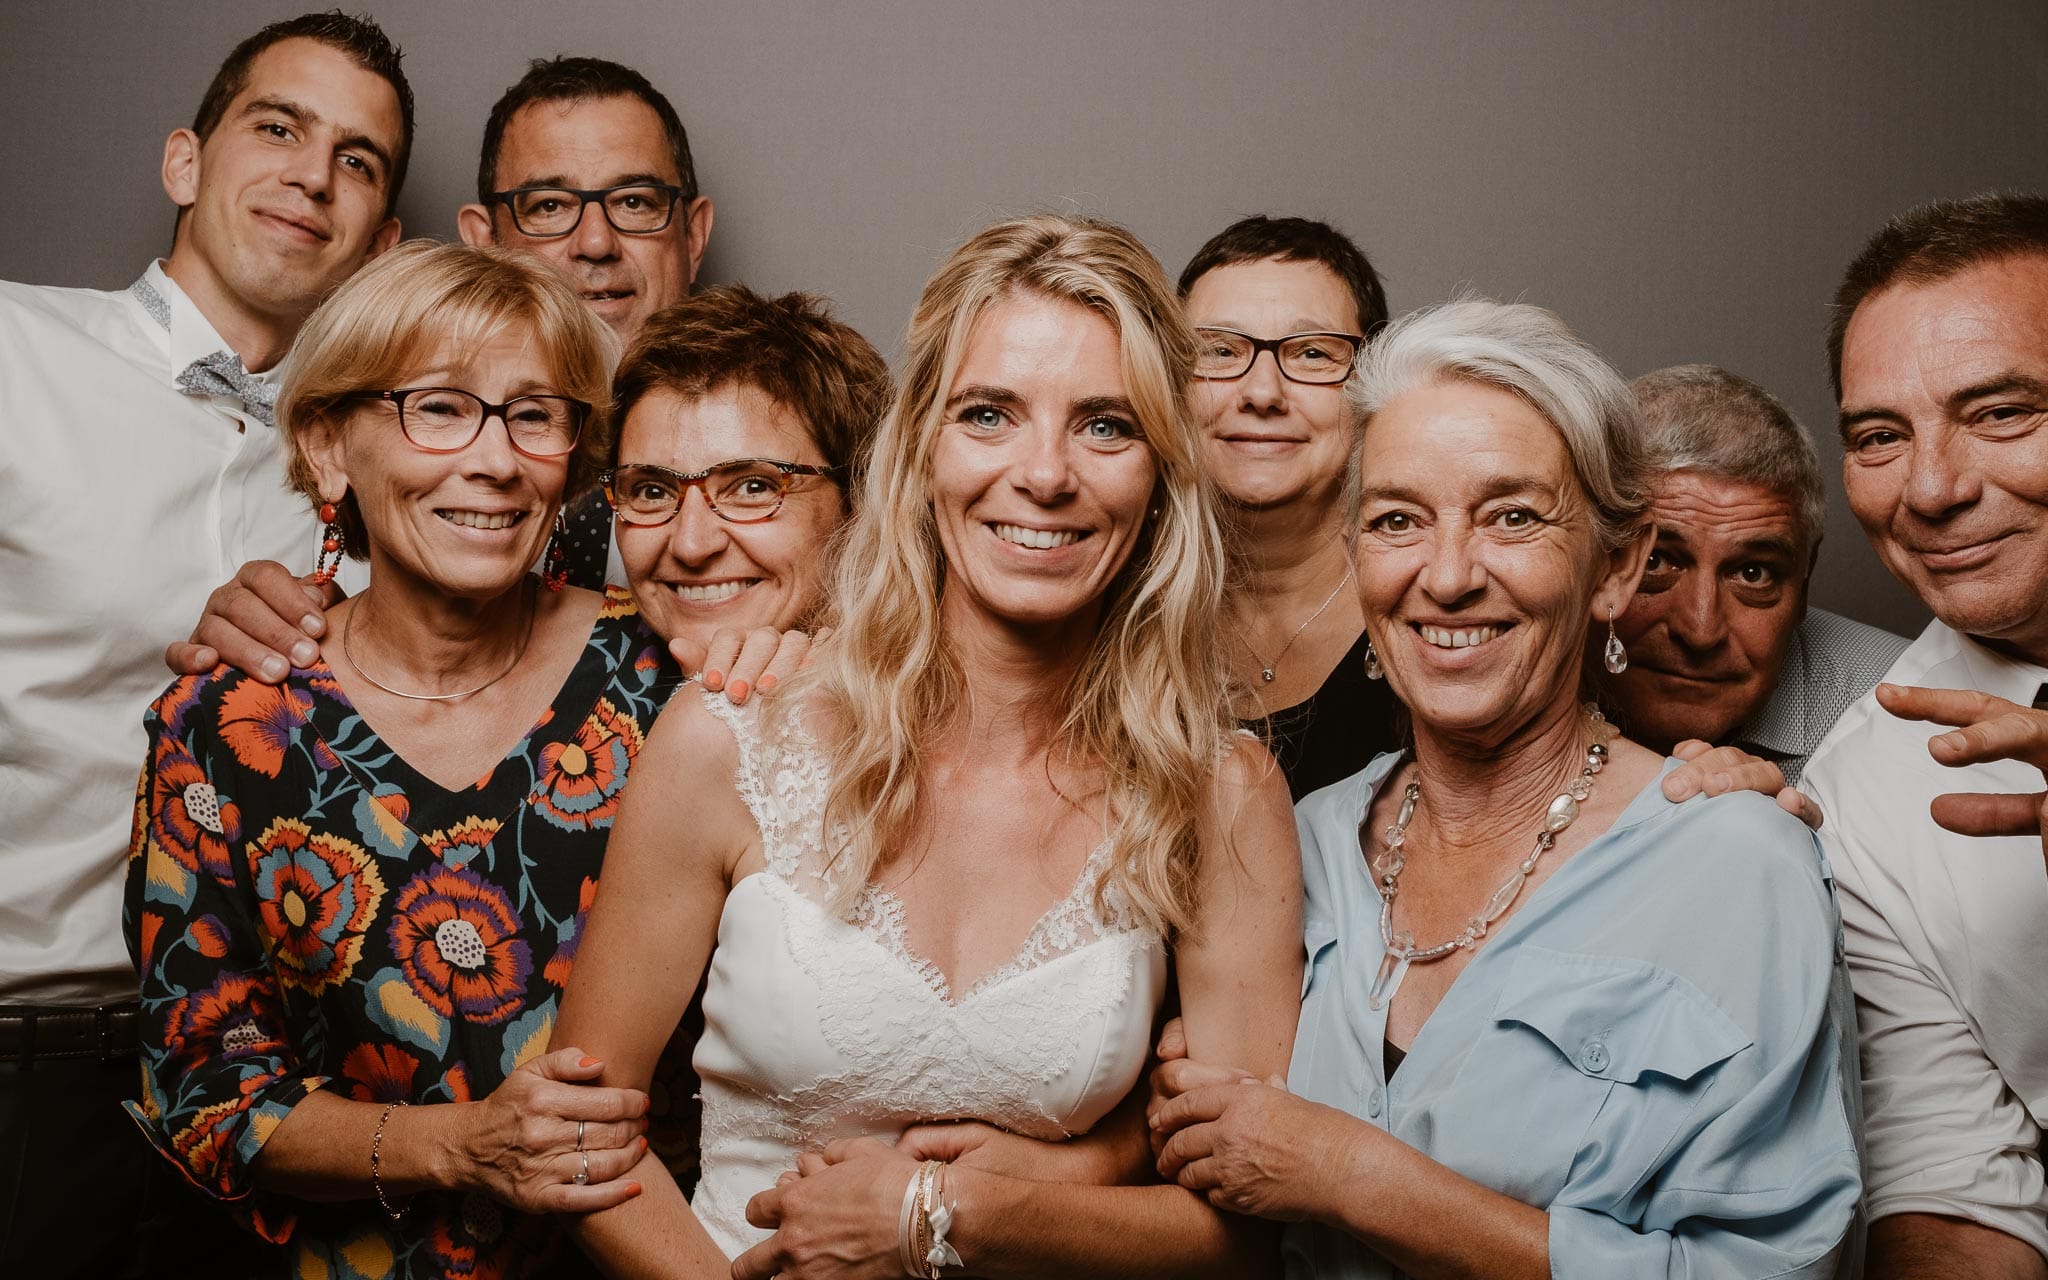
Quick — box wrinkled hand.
[1147,1051,1259,1156]
[1664,740,1821,829]
[669,626,829,704]
[1150,1078,1358,1223]
[734,1136,915,1280]
[459,1046,649,1213]
[166,560,341,683]
[1877,682,2048,841]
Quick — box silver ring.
[573,1150,590,1186]
[575,1119,586,1153]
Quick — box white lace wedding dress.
[688,694,1168,1257]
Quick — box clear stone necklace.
[1364,706,1612,1010]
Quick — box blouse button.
[1366,1087,1384,1118]
[1579,1040,1610,1074]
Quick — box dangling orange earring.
[311,501,344,585]
[542,509,569,592]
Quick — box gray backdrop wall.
[6,0,2046,636]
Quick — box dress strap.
[698,690,832,886]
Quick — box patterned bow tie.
[130,272,277,427]
[176,351,277,427]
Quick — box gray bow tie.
[176,351,277,426]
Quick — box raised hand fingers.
[1154,1016,1188,1063]
[1148,1082,1229,1146]
[796,1150,830,1177]
[730,1235,782,1280]
[1930,790,2048,838]
[743,1183,786,1230]
[1924,708,2048,772]
[819,1135,893,1165]
[1875,682,2020,730]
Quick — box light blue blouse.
[1283,754,1862,1280]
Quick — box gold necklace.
[340,582,537,702]
[1243,561,1354,684]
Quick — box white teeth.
[438,510,521,530]
[991,523,1083,550]
[668,581,748,602]
[1419,624,1506,649]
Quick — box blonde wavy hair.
[277,240,619,558]
[798,213,1234,938]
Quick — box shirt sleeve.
[1806,748,2048,1260]
[122,676,326,1245]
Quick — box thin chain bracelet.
[372,1100,409,1222]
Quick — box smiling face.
[1839,255,2048,659]
[1356,378,1644,743]
[612,383,846,645]
[306,321,569,601]
[1184,258,1361,512]
[930,292,1159,642]
[165,38,403,328]
[463,94,709,340]
[1607,471,1809,749]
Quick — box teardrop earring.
[1364,640,1383,680]
[1603,606,1628,674]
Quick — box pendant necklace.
[1244,560,1354,684]
[1363,705,1612,1010]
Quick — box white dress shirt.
[1803,618,2048,1259]
[0,262,343,1006]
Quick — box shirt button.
[1366,1087,1384,1118]
[1580,1041,1610,1074]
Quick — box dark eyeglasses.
[1192,326,1363,385]
[367,387,590,458]
[489,183,688,238]
[600,459,844,526]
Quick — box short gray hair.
[1344,298,1651,551]
[1631,364,1825,557]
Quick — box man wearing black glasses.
[458,56,714,344]
[457,56,715,590]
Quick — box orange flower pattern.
[124,599,675,1277]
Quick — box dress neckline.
[848,838,1129,1007]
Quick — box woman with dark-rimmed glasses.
[122,244,887,1280]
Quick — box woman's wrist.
[932,1161,1010,1276]
[380,1099,467,1196]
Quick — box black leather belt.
[0,1002,141,1066]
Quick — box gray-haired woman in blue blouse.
[1150,299,1861,1278]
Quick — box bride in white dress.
[554,213,1303,1279]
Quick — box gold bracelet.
[372,1100,409,1223]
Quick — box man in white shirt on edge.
[1802,191,2048,1280]
[0,14,409,1275]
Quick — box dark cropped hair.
[1829,191,2048,398]
[477,57,698,204]
[611,286,891,488]
[1177,215,1389,338]
[190,11,414,214]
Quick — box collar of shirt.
[133,260,283,401]
[1938,620,2048,705]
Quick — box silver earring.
[1603,606,1628,674]
[1364,641,1383,680]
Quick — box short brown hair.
[191,11,415,215]
[1828,191,2048,398]
[1178,215,1389,338]
[278,242,620,559]
[478,57,696,204]
[610,286,891,484]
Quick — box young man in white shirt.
[1802,191,2048,1280]
[0,14,409,1275]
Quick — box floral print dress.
[124,587,681,1279]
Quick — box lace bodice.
[689,693,1167,1257]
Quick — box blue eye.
[1083,417,1134,441]
[961,406,1005,430]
